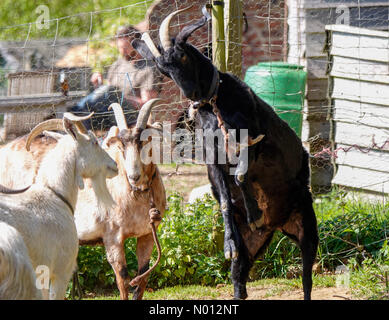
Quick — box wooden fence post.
[212,0,226,72]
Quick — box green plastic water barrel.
[244,61,307,137]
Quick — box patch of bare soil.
[218,286,352,300]
[159,164,209,201]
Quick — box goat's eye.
[181,54,188,64]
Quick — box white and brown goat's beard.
[90,172,116,212]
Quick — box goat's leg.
[232,222,274,300]
[208,164,239,259]
[281,200,318,300]
[50,276,70,300]
[234,150,263,231]
[41,288,50,300]
[50,256,77,300]
[132,233,154,300]
[231,244,251,300]
[104,239,129,300]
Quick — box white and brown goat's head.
[103,99,163,191]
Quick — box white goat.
[0,113,118,300]
[0,100,166,300]
[0,221,41,300]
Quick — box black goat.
[69,85,138,131]
[133,7,319,300]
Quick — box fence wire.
[0,0,388,198]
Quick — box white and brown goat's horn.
[159,5,193,51]
[135,98,162,130]
[141,33,161,58]
[26,112,94,151]
[26,119,64,151]
[109,103,128,131]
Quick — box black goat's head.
[132,7,215,102]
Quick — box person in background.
[90,25,161,108]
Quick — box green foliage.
[73,191,388,299]
[148,193,229,288]
[347,240,389,299]
[0,0,152,40]
[251,192,389,279]
[0,1,154,72]
[75,193,229,294]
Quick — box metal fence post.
[225,0,243,78]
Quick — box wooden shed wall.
[288,0,389,192]
[326,24,389,195]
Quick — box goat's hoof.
[248,216,264,232]
[224,239,238,260]
[225,250,239,260]
[233,292,248,300]
[255,215,264,228]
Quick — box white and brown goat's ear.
[63,118,79,141]
[149,121,163,131]
[102,126,120,149]
[42,130,65,141]
[77,175,85,190]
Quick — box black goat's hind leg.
[300,203,319,300]
[231,243,251,300]
[281,200,318,300]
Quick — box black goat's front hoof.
[247,206,264,231]
[233,287,248,300]
[224,239,238,260]
[255,215,264,228]
[249,215,264,231]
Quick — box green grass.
[84,275,338,300]
[73,189,389,300]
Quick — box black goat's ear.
[131,39,156,61]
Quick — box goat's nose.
[110,165,118,174]
[107,164,118,178]
[128,173,141,183]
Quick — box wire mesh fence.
[0,0,388,199]
[0,0,388,300]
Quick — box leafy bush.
[75,191,389,294]
[251,192,389,279]
[0,1,151,40]
[347,240,389,299]
[148,193,229,288]
[76,193,229,292]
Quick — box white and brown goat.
[0,113,118,300]
[0,99,166,300]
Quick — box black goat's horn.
[135,99,162,130]
[159,5,193,51]
[175,15,209,46]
